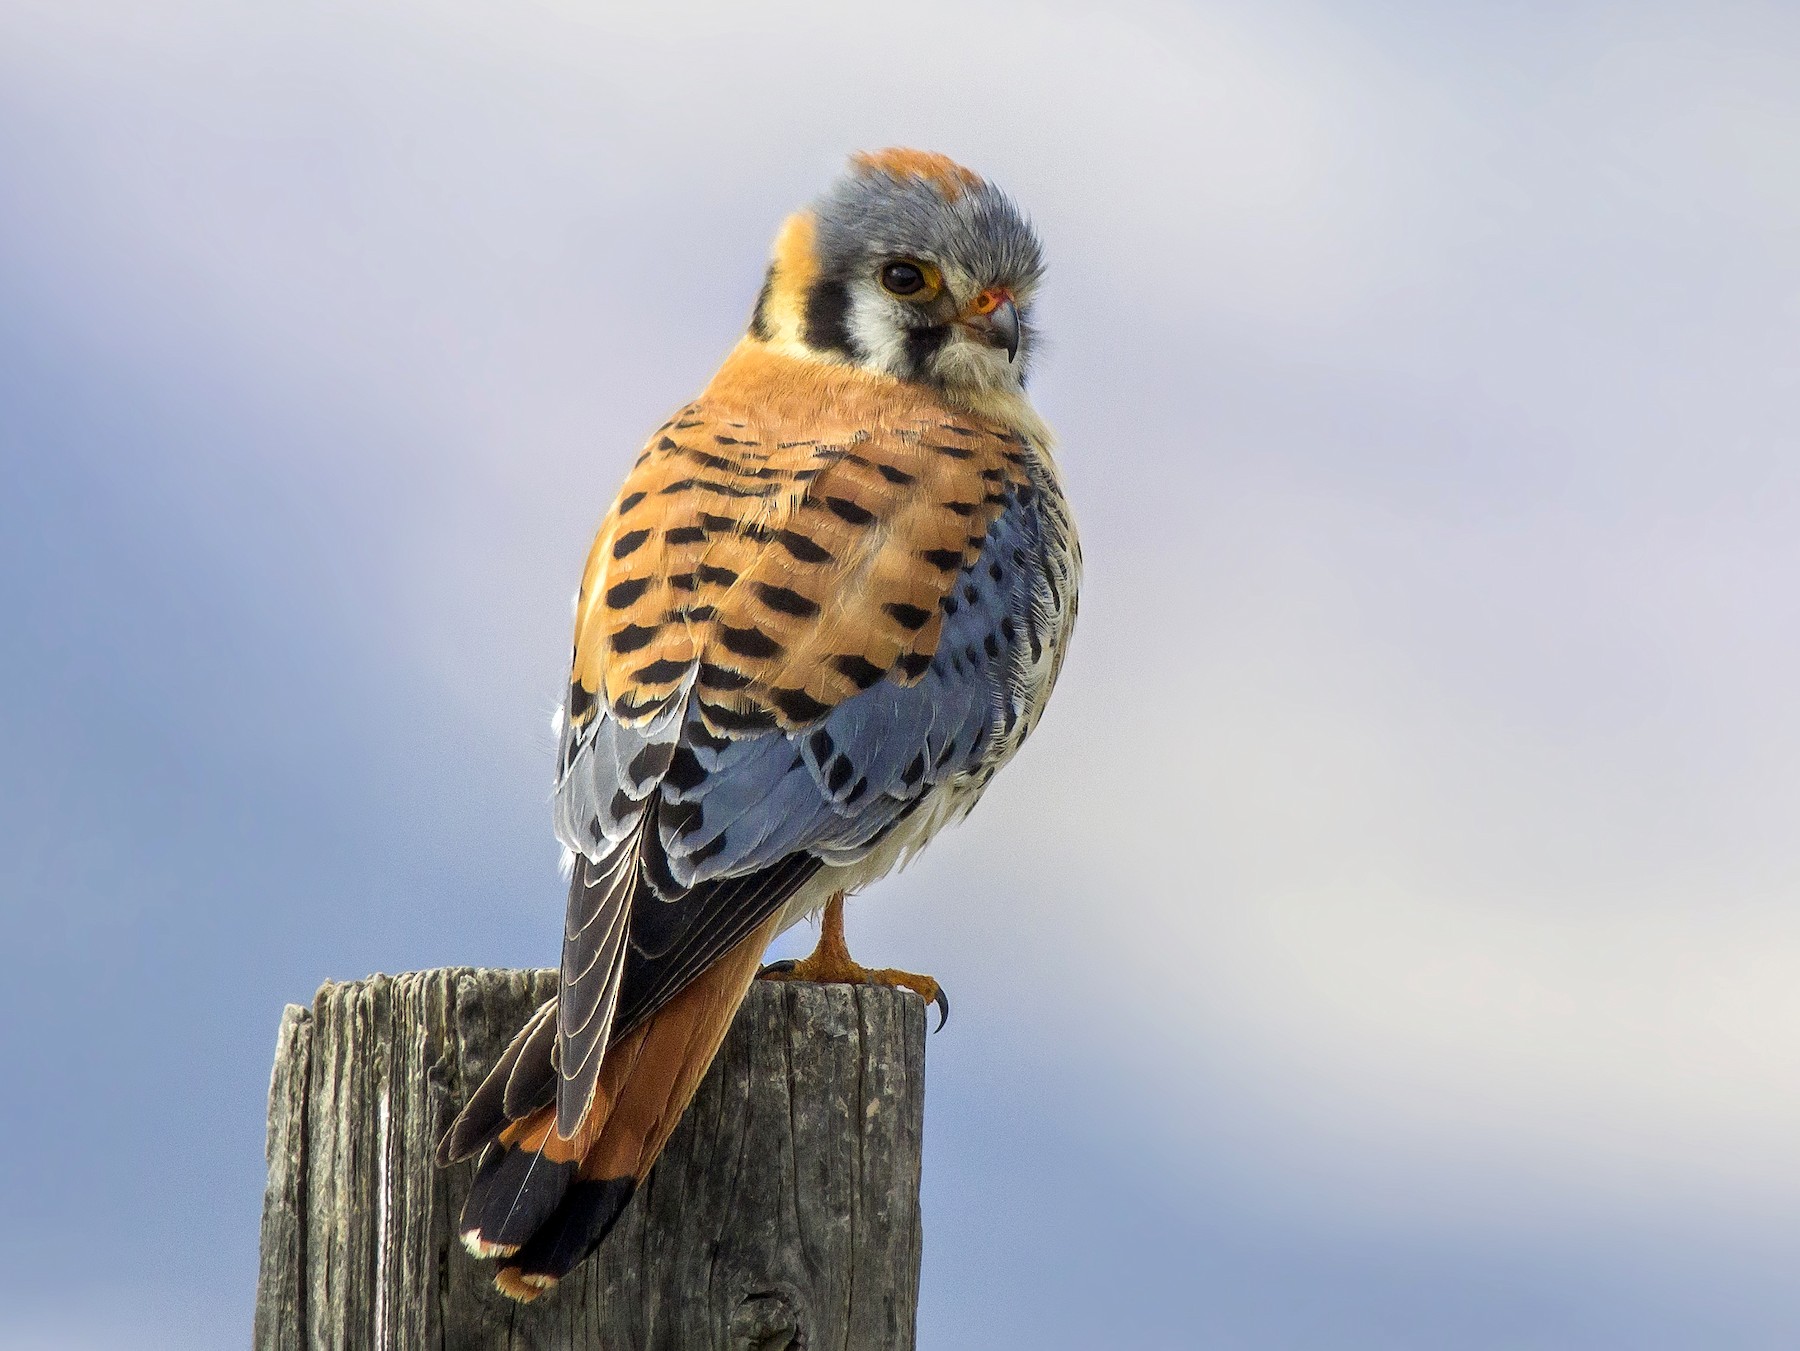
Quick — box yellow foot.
[759,892,949,1030]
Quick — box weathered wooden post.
[253,969,926,1350]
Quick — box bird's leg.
[759,892,949,1029]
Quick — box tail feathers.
[443,910,783,1300]
[454,1093,645,1299]
[438,996,558,1167]
[493,1177,638,1300]
[459,1129,580,1258]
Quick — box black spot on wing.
[612,528,652,560]
[832,654,886,690]
[687,719,733,753]
[660,477,778,501]
[824,496,875,526]
[680,445,744,473]
[719,623,782,660]
[626,742,674,787]
[769,686,832,723]
[685,834,729,868]
[606,578,652,609]
[826,755,854,793]
[696,662,751,692]
[776,530,832,564]
[754,583,820,618]
[607,789,636,825]
[659,795,704,837]
[612,689,678,721]
[664,746,707,792]
[884,602,931,631]
[568,682,596,721]
[631,657,691,686]
[700,700,779,733]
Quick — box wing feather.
[555,841,635,1136]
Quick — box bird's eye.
[881,262,925,294]
[879,259,938,299]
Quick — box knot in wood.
[730,1289,804,1350]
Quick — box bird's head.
[747,149,1045,399]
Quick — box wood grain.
[253,969,926,1350]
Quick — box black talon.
[758,959,797,978]
[932,987,949,1032]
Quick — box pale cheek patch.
[845,285,914,380]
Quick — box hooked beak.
[959,287,1020,362]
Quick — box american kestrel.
[439,148,1080,1301]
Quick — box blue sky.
[3,2,1799,1346]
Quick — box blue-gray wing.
[547,479,1070,1131]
